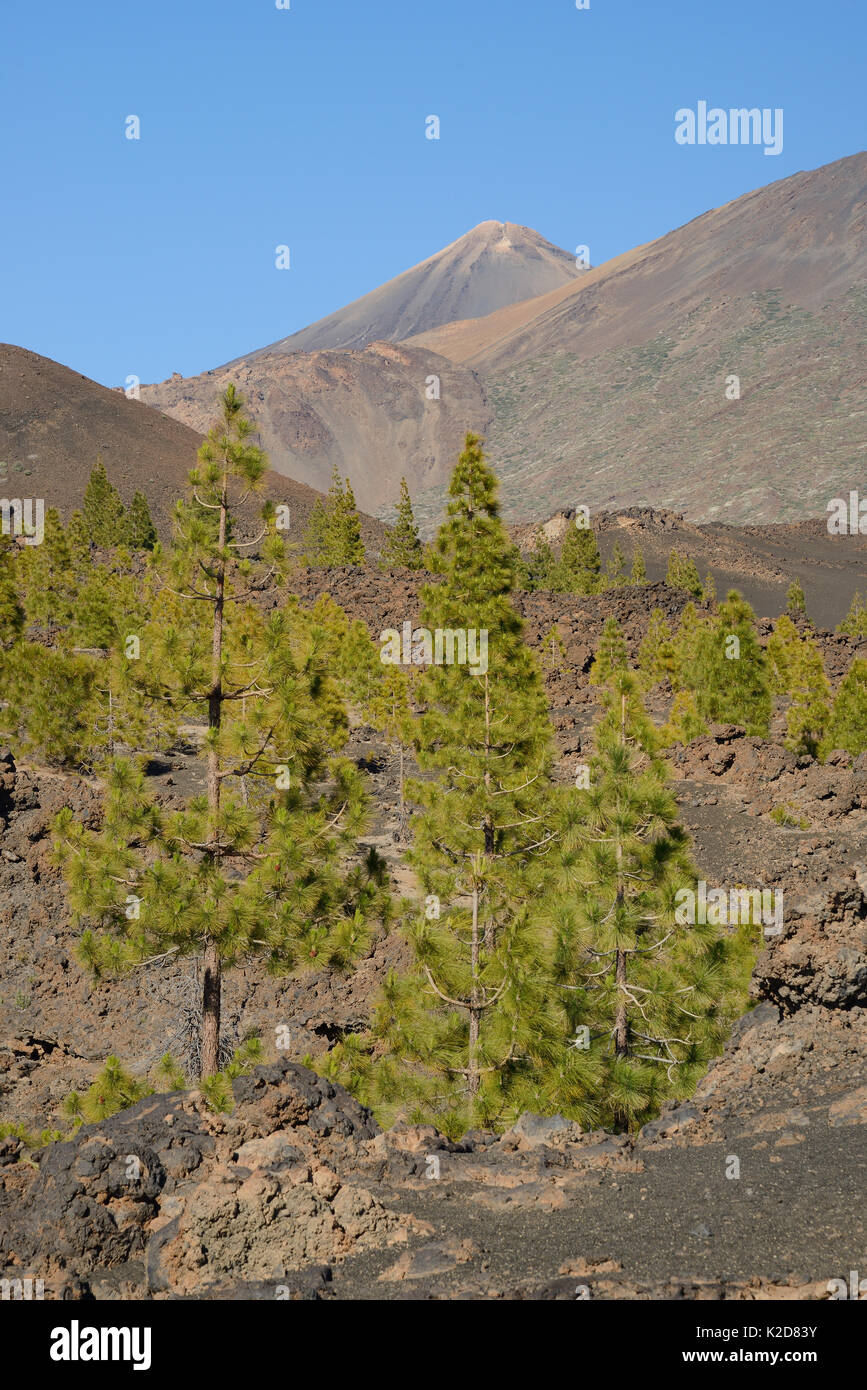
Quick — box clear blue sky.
[1,0,863,387]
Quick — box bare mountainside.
[408,152,867,527]
[238,221,583,358]
[141,341,492,517]
[143,154,867,531]
[0,344,387,547]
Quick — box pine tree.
[692,592,771,736]
[2,539,167,771]
[301,498,331,566]
[0,537,24,648]
[824,658,867,756]
[83,458,127,548]
[0,629,164,773]
[605,540,628,588]
[54,386,388,1077]
[784,633,831,757]
[125,491,158,550]
[378,477,423,570]
[520,533,557,591]
[666,551,703,599]
[334,474,365,565]
[349,434,597,1134]
[766,614,801,695]
[589,616,629,686]
[308,592,380,711]
[302,469,365,566]
[323,466,365,565]
[67,557,164,768]
[637,610,677,690]
[66,510,92,571]
[786,578,808,621]
[630,548,647,585]
[551,671,747,1129]
[670,602,708,692]
[541,623,568,672]
[18,507,76,629]
[838,591,867,639]
[553,520,602,594]
[71,553,144,651]
[660,689,707,746]
[701,571,717,605]
[365,663,414,818]
[765,616,831,756]
[0,645,97,765]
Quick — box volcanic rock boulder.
[0,1061,424,1299]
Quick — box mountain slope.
[411,153,867,370]
[0,344,387,547]
[239,221,583,358]
[142,154,867,530]
[404,153,867,527]
[142,341,492,517]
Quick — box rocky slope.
[406,152,867,527]
[1,861,864,1299]
[1,573,865,1300]
[0,344,388,548]
[140,341,492,517]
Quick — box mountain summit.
[240,221,583,359]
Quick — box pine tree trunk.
[201,940,221,1077]
[468,880,481,1105]
[614,731,628,1059]
[614,949,628,1056]
[613,702,630,1127]
[201,469,227,1078]
[482,674,496,951]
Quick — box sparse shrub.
[63,1055,152,1126]
[770,803,810,830]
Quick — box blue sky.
[1,0,863,387]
